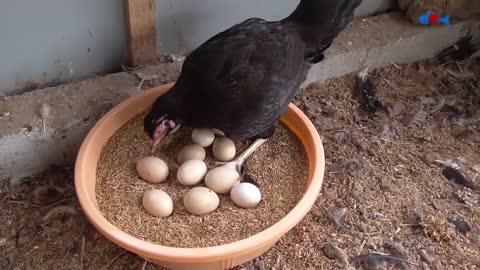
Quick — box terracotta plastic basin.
[75,83,325,270]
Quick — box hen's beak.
[150,132,166,153]
[151,137,163,153]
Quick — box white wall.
[0,0,128,95]
[0,0,393,94]
[156,0,296,54]
[156,0,394,54]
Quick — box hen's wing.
[176,18,308,138]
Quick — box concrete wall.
[0,0,393,95]
[0,0,128,95]
[157,0,394,54]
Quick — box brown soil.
[1,59,479,270]
[96,116,308,248]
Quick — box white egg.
[177,160,207,186]
[177,144,206,164]
[211,129,225,136]
[212,137,236,161]
[136,157,169,183]
[230,183,262,208]
[192,129,215,147]
[204,166,240,194]
[142,189,173,217]
[183,187,220,215]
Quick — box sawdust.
[1,59,479,270]
[274,59,480,269]
[95,116,308,248]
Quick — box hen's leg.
[216,125,276,187]
[215,137,268,169]
[215,125,275,166]
[227,138,267,172]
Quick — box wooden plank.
[125,0,157,66]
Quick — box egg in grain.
[204,166,240,194]
[142,189,173,217]
[192,129,215,147]
[183,187,220,215]
[136,157,169,183]
[177,160,207,186]
[177,144,206,164]
[212,137,236,161]
[230,183,262,208]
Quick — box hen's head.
[144,95,182,149]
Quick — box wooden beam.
[125,0,157,66]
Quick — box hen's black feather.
[146,0,362,140]
[173,19,307,139]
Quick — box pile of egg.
[136,129,262,217]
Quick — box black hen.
[144,0,362,148]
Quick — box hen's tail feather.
[338,0,362,30]
[321,0,363,45]
[286,0,362,63]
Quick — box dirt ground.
[1,57,479,270]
